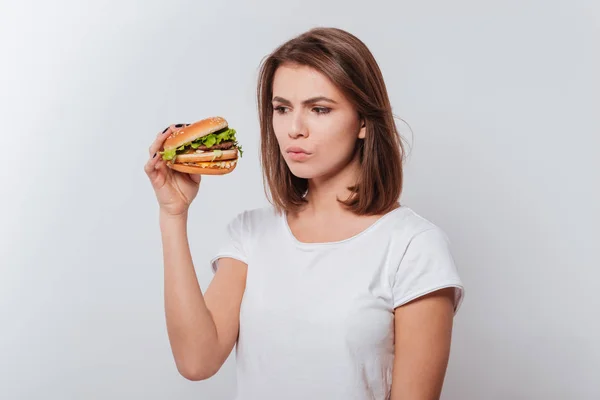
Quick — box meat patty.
[183,141,235,153]
[197,141,235,151]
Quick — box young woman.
[144,27,464,400]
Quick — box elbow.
[173,342,224,381]
[177,361,219,381]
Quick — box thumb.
[189,174,202,184]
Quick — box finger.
[149,125,173,156]
[188,173,201,184]
[144,152,161,177]
[149,123,188,156]
[157,125,170,137]
[155,156,173,176]
[144,161,157,181]
[154,157,168,171]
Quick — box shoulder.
[385,205,452,247]
[211,205,280,271]
[386,206,464,312]
[225,205,280,235]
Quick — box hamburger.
[159,116,243,175]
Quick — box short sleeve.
[392,227,465,314]
[209,211,249,273]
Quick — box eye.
[273,106,288,115]
[313,107,331,115]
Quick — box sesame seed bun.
[163,116,228,150]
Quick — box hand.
[144,124,200,217]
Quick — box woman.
[144,27,464,400]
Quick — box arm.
[161,210,247,381]
[390,287,456,400]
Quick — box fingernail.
[153,152,157,158]
[162,127,169,133]
[175,124,184,128]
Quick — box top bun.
[163,116,228,150]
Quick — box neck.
[303,156,361,217]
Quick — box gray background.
[1,0,598,399]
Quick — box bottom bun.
[167,161,238,175]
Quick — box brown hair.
[257,27,406,216]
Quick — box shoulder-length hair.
[257,27,406,216]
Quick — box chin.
[286,154,360,182]
[286,164,318,179]
[286,160,340,180]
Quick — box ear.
[358,119,366,139]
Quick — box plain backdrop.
[1,0,598,399]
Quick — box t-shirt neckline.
[281,205,406,248]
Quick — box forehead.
[272,63,345,102]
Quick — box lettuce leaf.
[161,147,177,160]
[161,127,238,160]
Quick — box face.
[271,63,365,180]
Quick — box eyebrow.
[272,96,338,106]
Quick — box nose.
[288,113,308,139]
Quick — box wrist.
[159,209,189,223]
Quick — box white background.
[1,0,598,399]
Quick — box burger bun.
[167,160,238,175]
[164,116,229,150]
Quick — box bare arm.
[390,287,456,399]
[161,210,247,380]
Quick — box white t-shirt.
[210,205,464,400]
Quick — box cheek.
[293,135,358,179]
[316,137,356,170]
[272,117,288,145]
[311,121,360,169]
[310,118,357,155]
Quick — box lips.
[285,146,312,161]
[285,146,311,154]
